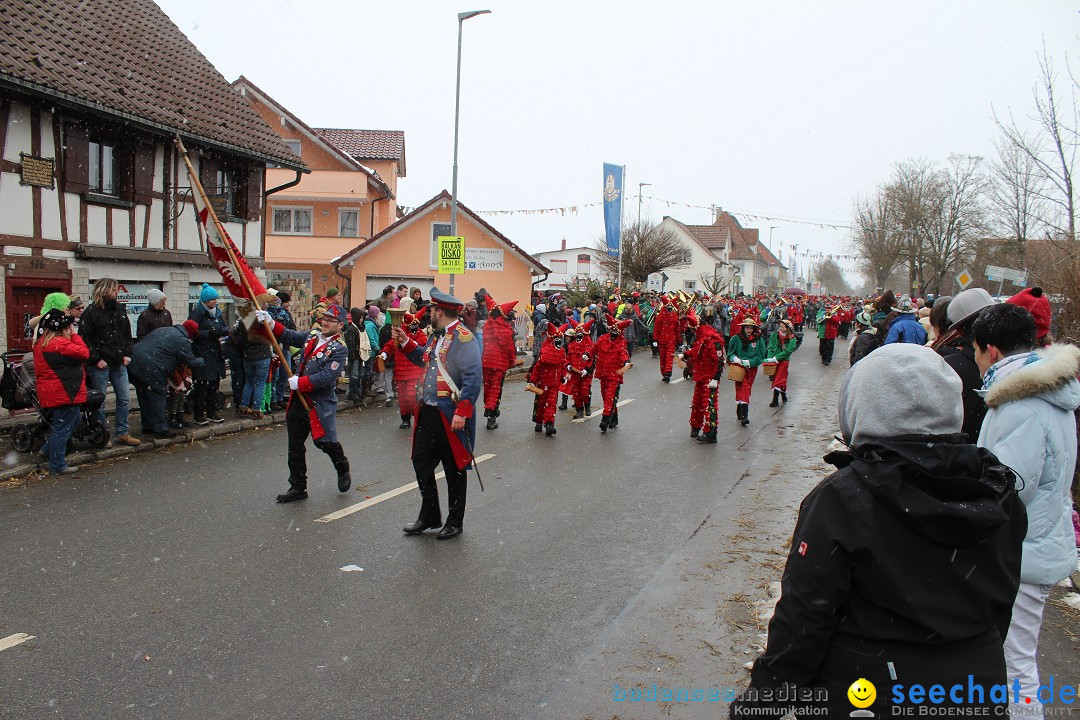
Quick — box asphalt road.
[1,340,1076,719]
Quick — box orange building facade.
[333,191,549,308]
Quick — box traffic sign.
[437,235,465,274]
[956,269,974,290]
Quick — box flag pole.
[173,137,310,412]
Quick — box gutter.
[531,272,549,299]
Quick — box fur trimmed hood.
[981,343,1080,410]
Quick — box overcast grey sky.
[156,0,1077,283]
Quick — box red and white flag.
[189,188,266,300]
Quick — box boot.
[584,403,592,416]
[662,373,671,383]
[559,396,568,411]
[769,390,780,408]
[740,405,751,426]
[535,422,543,433]
[572,406,584,420]
[544,422,557,437]
[486,415,498,430]
[690,427,700,438]
[697,430,717,444]
[610,410,619,428]
[599,416,609,433]
[400,415,412,429]
[781,391,788,404]
[334,457,351,493]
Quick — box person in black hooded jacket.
[732,343,1026,720]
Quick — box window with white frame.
[430,222,452,268]
[683,280,696,290]
[272,207,313,235]
[576,253,591,274]
[549,259,568,273]
[88,141,117,194]
[339,210,359,238]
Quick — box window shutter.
[244,165,262,221]
[115,145,135,201]
[132,144,155,205]
[63,124,89,194]
[199,154,218,193]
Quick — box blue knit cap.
[200,283,219,302]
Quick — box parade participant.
[688,311,724,443]
[528,322,566,436]
[727,317,765,426]
[392,288,482,540]
[34,309,89,475]
[557,320,576,411]
[765,319,798,407]
[129,322,205,438]
[815,303,840,365]
[480,297,520,429]
[653,296,679,381]
[255,304,351,503]
[381,309,427,428]
[188,283,227,425]
[593,315,632,433]
[788,300,804,333]
[733,344,1026,720]
[564,318,595,419]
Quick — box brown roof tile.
[315,128,406,176]
[0,0,303,168]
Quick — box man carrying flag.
[256,305,351,503]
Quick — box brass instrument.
[388,307,407,327]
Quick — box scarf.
[981,350,1041,392]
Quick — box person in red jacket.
[563,319,595,419]
[593,316,632,433]
[653,296,679,382]
[481,298,521,429]
[528,322,565,436]
[381,310,428,428]
[33,309,89,475]
[688,312,725,443]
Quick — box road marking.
[670,377,685,384]
[315,454,496,523]
[571,399,634,423]
[0,633,35,652]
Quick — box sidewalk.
[0,364,529,483]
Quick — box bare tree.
[993,47,1077,243]
[988,134,1047,265]
[850,187,905,290]
[919,155,987,296]
[810,258,850,295]
[593,216,688,284]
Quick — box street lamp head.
[458,9,491,21]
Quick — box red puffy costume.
[563,320,595,413]
[653,301,679,378]
[383,316,427,418]
[481,304,518,416]
[688,322,724,433]
[528,324,565,427]
[593,319,631,419]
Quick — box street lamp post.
[637,182,651,226]
[449,9,491,297]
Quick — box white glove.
[579,369,588,377]
[288,375,300,391]
[254,310,272,325]
[380,352,388,361]
[741,359,751,367]
[716,350,725,359]
[767,357,777,363]
[708,379,718,389]
[730,355,740,364]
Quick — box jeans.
[241,357,272,410]
[271,362,288,403]
[347,359,362,398]
[1005,582,1053,716]
[90,364,129,436]
[133,382,168,433]
[46,404,80,472]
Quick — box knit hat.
[276,291,291,304]
[200,283,219,302]
[839,343,962,446]
[40,308,75,332]
[947,287,995,327]
[147,289,166,306]
[40,292,71,316]
[1007,287,1052,339]
[367,305,380,320]
[855,311,872,326]
[181,320,199,339]
[326,287,340,298]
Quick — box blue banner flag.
[603,162,624,256]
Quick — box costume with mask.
[563,319,595,419]
[653,296,679,381]
[593,315,631,433]
[528,322,566,436]
[481,298,519,429]
[381,309,428,428]
[687,314,724,442]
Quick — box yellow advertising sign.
[437,235,465,274]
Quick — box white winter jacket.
[977,343,1080,585]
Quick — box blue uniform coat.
[274,325,348,444]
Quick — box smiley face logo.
[847,678,876,709]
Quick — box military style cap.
[430,287,465,311]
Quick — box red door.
[6,278,71,354]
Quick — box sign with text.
[20,154,55,189]
[464,248,504,271]
[437,235,465,274]
[985,265,1026,286]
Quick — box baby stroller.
[2,350,110,454]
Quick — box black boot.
[735,405,741,422]
[572,406,584,419]
[690,427,700,438]
[534,422,543,432]
[276,485,308,503]
[544,422,557,436]
[585,403,592,416]
[611,411,619,428]
[740,405,751,426]
[559,396,568,410]
[662,373,671,383]
[697,430,717,444]
[334,458,351,493]
[769,390,780,408]
[599,416,609,433]
[400,415,412,429]
[781,391,788,404]
[486,415,498,430]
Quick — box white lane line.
[670,377,685,384]
[315,454,496,523]
[571,398,635,423]
[0,633,35,652]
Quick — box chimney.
[561,237,566,251]
[714,206,723,224]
